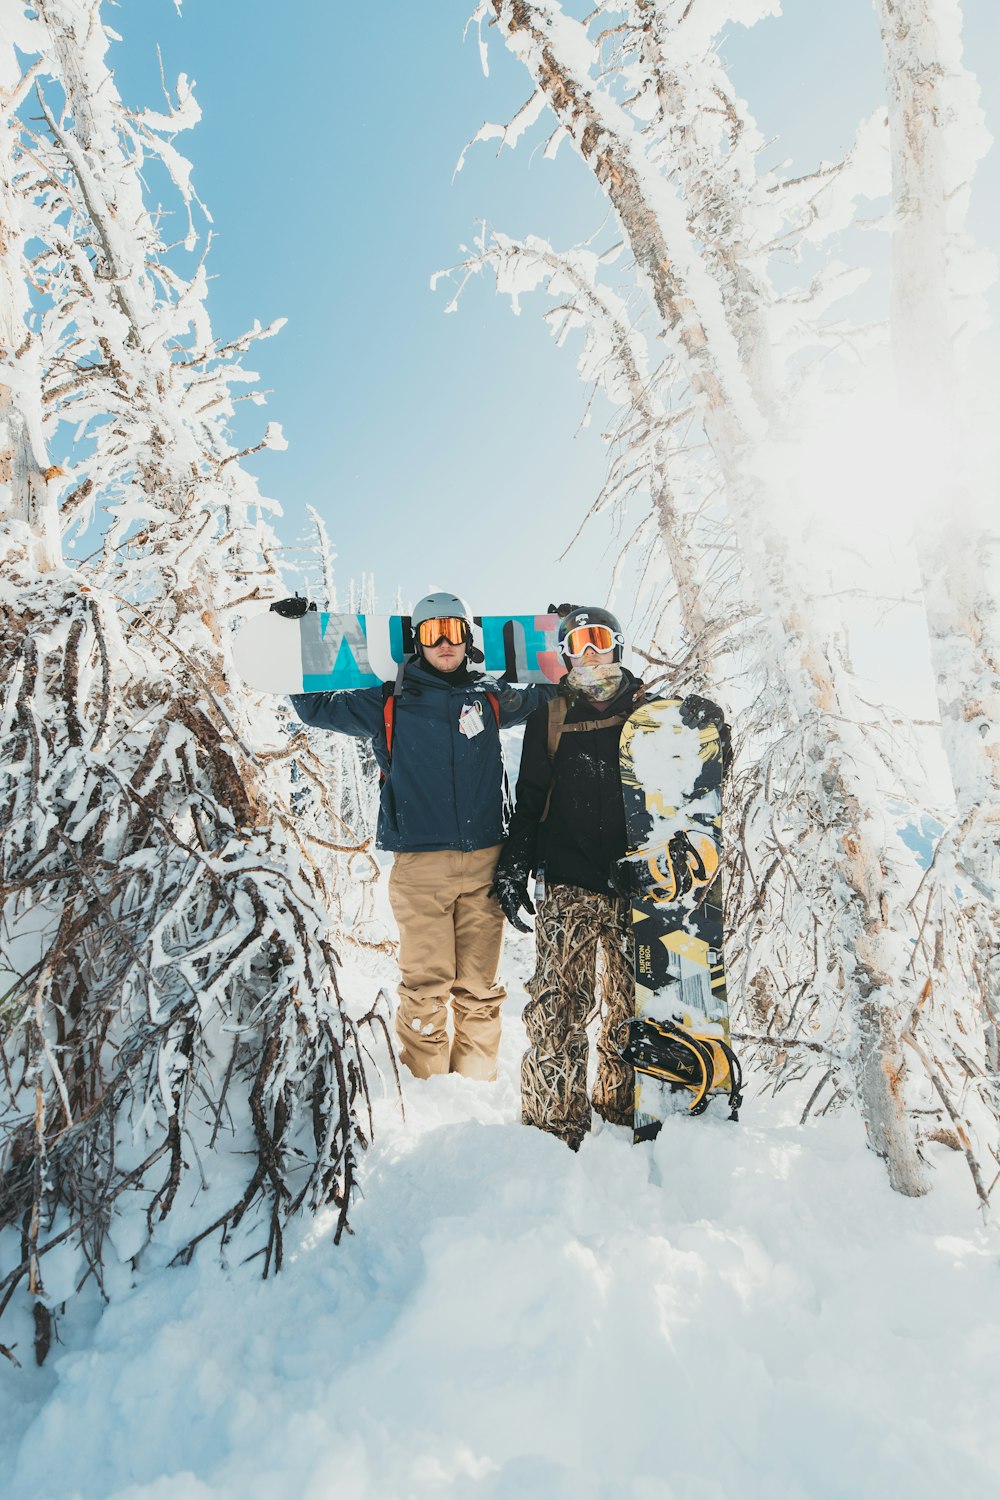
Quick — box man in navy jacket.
[288,591,554,1081]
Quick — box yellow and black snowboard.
[617,699,741,1140]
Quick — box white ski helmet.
[410,591,473,629]
[410,591,483,662]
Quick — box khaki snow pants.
[521,883,635,1148]
[389,845,507,1081]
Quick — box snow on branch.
[0,0,394,1364]
[454,89,547,175]
[459,0,1000,1202]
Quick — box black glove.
[678,693,723,731]
[610,855,646,900]
[490,831,537,933]
[269,594,317,619]
[679,694,732,776]
[491,864,535,933]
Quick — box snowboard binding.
[642,828,719,905]
[616,1017,743,1121]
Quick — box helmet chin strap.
[459,620,484,663]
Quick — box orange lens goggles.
[416,616,467,647]
[561,624,616,657]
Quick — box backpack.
[379,680,501,783]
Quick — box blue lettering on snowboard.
[302,614,380,691]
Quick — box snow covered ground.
[2,920,999,1500]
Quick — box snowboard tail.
[617,1016,742,1133]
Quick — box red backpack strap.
[382,688,395,763]
[380,682,395,786]
[486,691,500,730]
[381,664,408,770]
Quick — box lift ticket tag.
[459,702,485,738]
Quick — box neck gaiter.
[567,661,625,704]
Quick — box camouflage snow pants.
[521,883,634,1149]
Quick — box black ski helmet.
[557,605,626,663]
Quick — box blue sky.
[109,0,1000,620]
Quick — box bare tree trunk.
[874,0,999,1067]
[488,0,927,1193]
[631,0,779,418]
[874,0,1000,855]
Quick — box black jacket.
[507,670,648,896]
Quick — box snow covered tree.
[440,0,998,1201]
[873,0,1000,1099]
[0,0,390,1366]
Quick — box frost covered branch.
[0,0,394,1363]
[445,0,999,1201]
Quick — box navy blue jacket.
[290,658,556,853]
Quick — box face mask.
[567,660,624,702]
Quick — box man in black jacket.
[491,607,726,1148]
